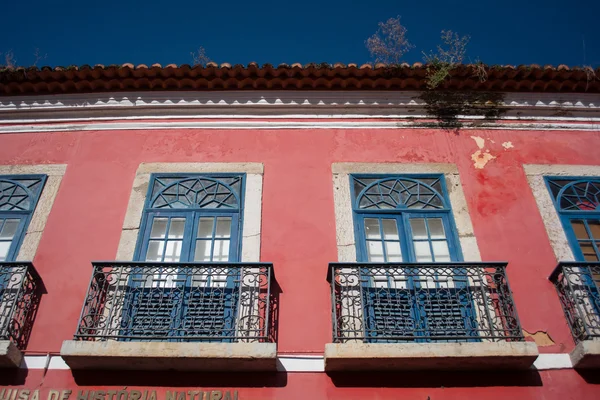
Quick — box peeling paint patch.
[502,141,514,149]
[470,136,497,169]
[523,329,555,346]
[470,135,486,149]
[471,150,496,169]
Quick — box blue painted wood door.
[121,210,241,341]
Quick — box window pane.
[580,243,599,261]
[366,241,384,262]
[410,219,428,240]
[0,241,10,261]
[149,218,168,239]
[0,219,19,239]
[382,219,399,240]
[197,217,214,238]
[373,275,389,288]
[589,220,600,239]
[571,220,589,239]
[163,240,182,262]
[168,218,185,238]
[364,219,381,239]
[145,240,164,261]
[213,239,230,261]
[385,241,402,262]
[428,219,446,239]
[413,241,433,262]
[432,241,451,262]
[215,217,232,238]
[194,240,211,261]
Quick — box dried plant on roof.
[190,46,212,67]
[0,51,16,69]
[366,16,414,65]
[32,48,47,67]
[584,65,598,91]
[1,48,46,71]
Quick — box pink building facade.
[0,63,599,399]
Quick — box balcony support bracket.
[570,340,600,369]
[0,340,23,368]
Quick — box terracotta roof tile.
[0,63,598,95]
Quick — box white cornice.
[1,91,599,133]
[0,91,599,124]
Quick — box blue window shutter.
[0,217,28,262]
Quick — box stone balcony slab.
[61,340,277,371]
[324,342,539,371]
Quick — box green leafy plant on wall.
[418,30,507,133]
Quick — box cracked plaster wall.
[116,162,264,262]
[332,163,481,262]
[0,164,67,261]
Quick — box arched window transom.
[352,176,446,210]
[0,178,44,211]
[548,179,600,212]
[149,176,242,210]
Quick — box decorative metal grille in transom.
[149,175,242,210]
[0,177,45,211]
[352,176,447,210]
[547,179,600,212]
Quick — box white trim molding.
[0,164,67,261]
[0,120,599,134]
[331,163,481,262]
[524,164,600,262]
[116,162,263,262]
[18,353,572,371]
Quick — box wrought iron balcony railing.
[328,262,524,343]
[0,262,42,349]
[74,262,275,342]
[549,262,600,343]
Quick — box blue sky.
[1,0,598,68]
